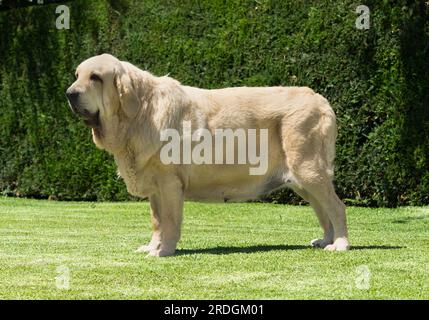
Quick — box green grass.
[0,197,428,299]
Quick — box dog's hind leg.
[291,185,334,248]
[280,102,349,251]
[284,154,349,251]
[301,179,349,251]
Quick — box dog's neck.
[91,115,127,153]
[92,114,161,170]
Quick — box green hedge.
[0,0,428,206]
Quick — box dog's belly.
[185,184,263,202]
[184,165,286,202]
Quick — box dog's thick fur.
[66,54,349,256]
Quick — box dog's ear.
[114,65,140,119]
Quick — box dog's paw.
[323,238,350,251]
[135,245,152,253]
[145,248,175,257]
[136,241,162,253]
[310,238,332,248]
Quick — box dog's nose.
[66,89,80,107]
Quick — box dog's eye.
[90,74,102,82]
[75,73,78,79]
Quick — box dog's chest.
[114,153,139,196]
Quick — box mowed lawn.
[0,197,428,300]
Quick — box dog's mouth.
[69,104,100,128]
[81,110,100,128]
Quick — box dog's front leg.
[136,193,162,254]
[137,176,184,257]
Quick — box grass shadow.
[176,244,404,255]
[351,245,404,250]
[392,216,428,224]
[177,244,308,255]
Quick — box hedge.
[0,0,428,206]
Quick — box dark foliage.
[0,0,428,206]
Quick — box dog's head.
[66,53,140,129]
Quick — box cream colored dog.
[66,54,349,256]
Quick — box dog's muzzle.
[66,89,100,128]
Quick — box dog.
[66,54,349,256]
